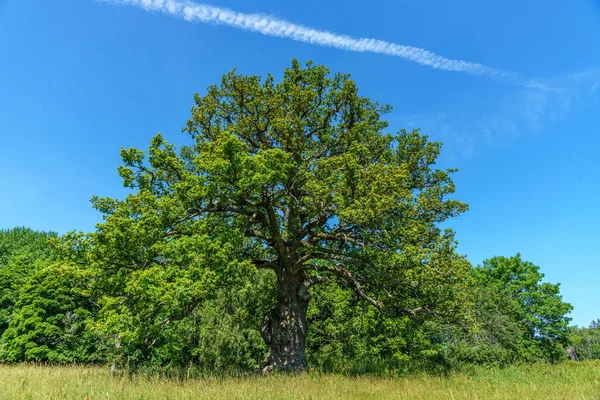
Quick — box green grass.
[0,362,599,399]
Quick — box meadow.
[0,361,598,400]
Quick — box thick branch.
[265,198,286,259]
[304,275,329,289]
[253,260,278,270]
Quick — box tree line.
[0,60,585,374]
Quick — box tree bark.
[261,268,310,373]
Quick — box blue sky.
[1,0,599,326]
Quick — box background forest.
[0,60,594,375]
[1,61,597,378]
[1,224,593,375]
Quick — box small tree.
[88,60,469,372]
[0,263,100,363]
[569,320,600,360]
[468,254,573,362]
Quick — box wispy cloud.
[400,68,600,159]
[102,0,515,80]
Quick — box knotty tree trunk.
[261,268,310,373]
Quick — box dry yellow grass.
[0,361,598,399]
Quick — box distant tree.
[569,320,600,360]
[0,228,58,337]
[0,263,100,363]
[455,254,573,363]
[83,60,469,372]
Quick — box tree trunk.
[261,268,310,373]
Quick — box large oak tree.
[88,60,469,372]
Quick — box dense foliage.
[0,228,59,339]
[0,232,576,372]
[569,320,600,361]
[1,263,100,363]
[0,61,578,374]
[449,254,573,364]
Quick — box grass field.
[0,361,598,399]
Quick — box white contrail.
[102,0,515,80]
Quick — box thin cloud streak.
[102,0,516,80]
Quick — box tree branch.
[253,260,278,270]
[304,275,329,289]
[310,264,383,310]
